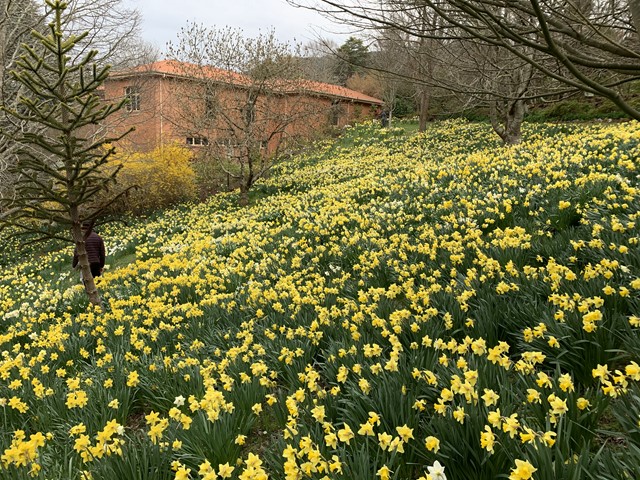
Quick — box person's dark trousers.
[90,263,102,277]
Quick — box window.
[205,95,216,117]
[186,137,209,146]
[220,138,239,158]
[124,86,140,112]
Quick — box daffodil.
[424,435,440,453]
[428,460,447,480]
[509,459,537,480]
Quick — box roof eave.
[108,66,384,105]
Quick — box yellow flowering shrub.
[110,143,197,213]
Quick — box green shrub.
[526,97,639,122]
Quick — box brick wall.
[103,72,381,154]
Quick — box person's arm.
[99,236,106,269]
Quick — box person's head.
[81,221,93,232]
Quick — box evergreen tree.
[334,36,369,85]
[0,0,131,306]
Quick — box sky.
[124,0,350,52]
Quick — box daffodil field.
[1,120,640,480]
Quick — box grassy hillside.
[1,120,639,480]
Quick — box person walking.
[72,222,106,278]
[379,109,389,128]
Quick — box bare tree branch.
[290,0,640,121]
[166,26,331,205]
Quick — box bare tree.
[371,29,413,127]
[0,0,42,103]
[62,0,153,68]
[353,5,440,129]
[345,70,383,98]
[301,39,340,83]
[420,34,538,143]
[290,0,640,121]
[167,25,324,206]
[306,2,537,141]
[0,0,44,202]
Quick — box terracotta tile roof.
[298,78,384,105]
[111,60,383,105]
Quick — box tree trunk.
[490,99,525,145]
[71,219,102,307]
[239,184,249,207]
[503,100,525,145]
[419,88,430,132]
[628,0,640,38]
[0,12,5,97]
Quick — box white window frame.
[124,86,140,112]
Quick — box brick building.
[103,60,384,153]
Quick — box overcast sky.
[124,0,350,52]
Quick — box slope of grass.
[1,119,639,480]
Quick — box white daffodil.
[428,460,447,480]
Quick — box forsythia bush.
[1,120,639,480]
[111,143,197,213]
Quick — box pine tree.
[0,0,131,306]
[334,37,369,86]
